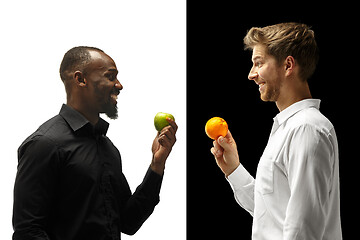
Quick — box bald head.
[59,46,104,82]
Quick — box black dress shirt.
[13,104,163,240]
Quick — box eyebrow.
[106,68,118,74]
[252,56,264,62]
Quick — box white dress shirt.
[227,99,342,240]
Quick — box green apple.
[154,112,175,132]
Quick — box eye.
[105,73,117,81]
[255,61,263,68]
[110,75,116,81]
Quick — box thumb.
[217,130,235,151]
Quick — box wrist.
[225,161,240,178]
[150,161,165,176]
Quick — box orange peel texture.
[205,117,228,140]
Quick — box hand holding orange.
[205,117,228,140]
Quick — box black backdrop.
[187,2,356,239]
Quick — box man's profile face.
[84,50,122,119]
[248,44,283,102]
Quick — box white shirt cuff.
[226,164,253,190]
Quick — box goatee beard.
[105,104,118,119]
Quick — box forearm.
[121,167,163,235]
[226,164,255,216]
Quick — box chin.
[260,88,279,102]
[102,102,118,120]
[106,107,118,119]
[260,93,271,102]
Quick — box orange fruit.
[205,117,228,140]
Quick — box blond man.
[211,23,342,239]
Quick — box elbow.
[120,214,151,236]
[121,224,142,236]
[13,226,50,240]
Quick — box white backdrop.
[0,0,186,239]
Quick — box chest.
[57,135,126,195]
[255,126,292,197]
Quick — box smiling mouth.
[110,89,120,103]
[259,83,265,92]
[110,93,118,103]
[256,81,266,93]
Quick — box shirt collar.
[274,99,321,126]
[59,104,109,136]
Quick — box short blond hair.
[244,22,319,81]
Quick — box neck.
[276,80,312,112]
[67,97,99,125]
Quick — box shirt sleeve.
[226,164,255,216]
[120,167,163,235]
[13,135,61,240]
[283,125,334,240]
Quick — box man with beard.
[12,46,178,240]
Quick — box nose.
[248,67,258,81]
[115,79,123,90]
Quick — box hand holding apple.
[151,112,178,175]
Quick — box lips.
[110,92,119,104]
[110,89,120,104]
[111,94,118,101]
[258,83,266,93]
[255,81,266,93]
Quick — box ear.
[74,71,87,87]
[284,56,295,77]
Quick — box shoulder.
[36,114,71,140]
[18,115,69,157]
[288,107,334,135]
[284,108,337,156]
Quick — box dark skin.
[64,50,177,175]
